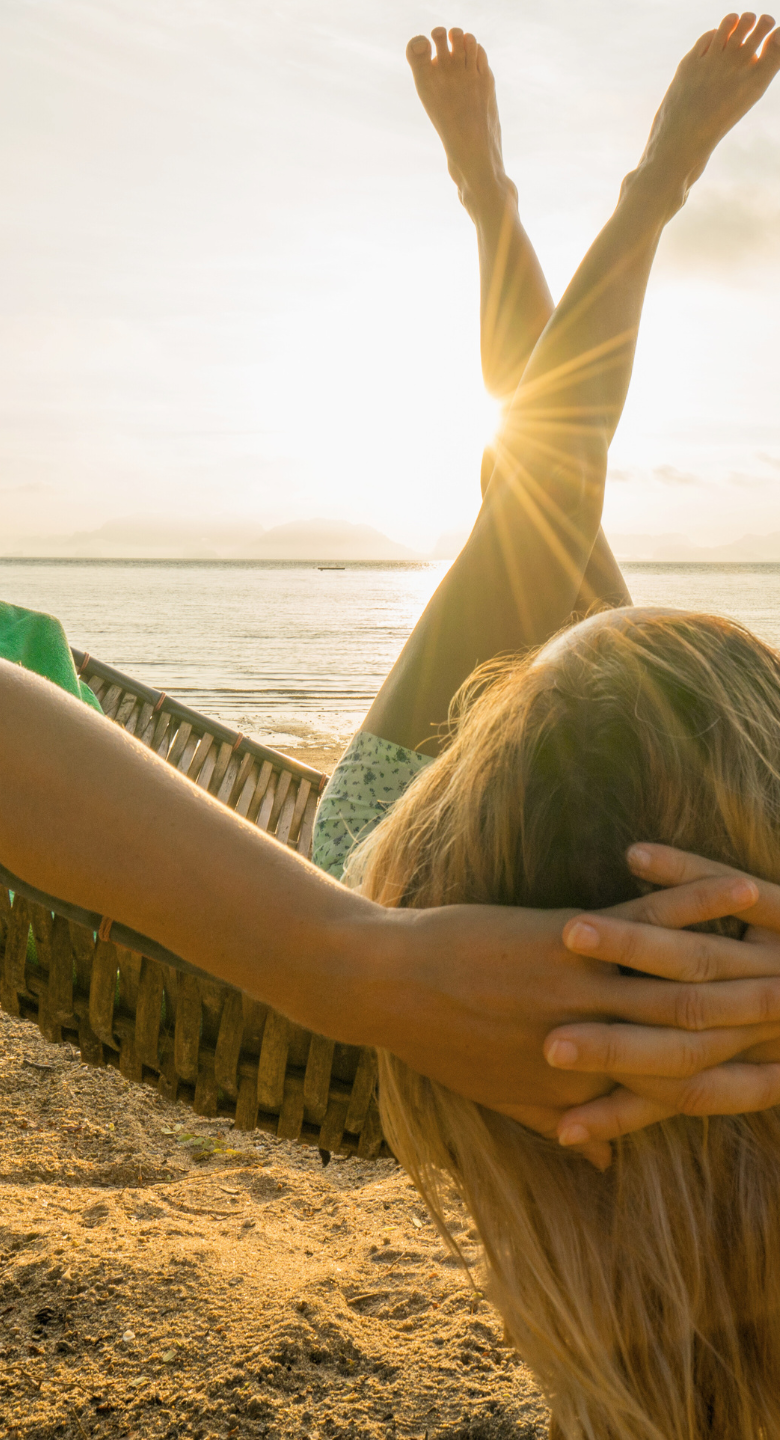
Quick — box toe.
[463,32,478,67]
[762,23,780,62]
[714,12,741,49]
[728,11,758,47]
[406,34,432,67]
[476,42,489,75]
[449,27,466,63]
[748,13,778,53]
[431,26,451,64]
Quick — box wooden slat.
[89,940,119,1048]
[134,956,165,1068]
[167,721,192,769]
[153,710,174,756]
[268,770,292,832]
[209,740,233,796]
[196,745,218,791]
[187,732,214,782]
[48,914,75,1024]
[256,1010,289,1112]
[128,699,153,741]
[296,790,319,859]
[275,783,298,846]
[234,1073,259,1131]
[216,752,242,805]
[303,1034,335,1125]
[87,678,107,704]
[0,894,29,1016]
[101,683,123,720]
[288,778,311,847]
[256,772,278,833]
[247,760,273,824]
[344,1048,378,1135]
[356,1100,385,1160]
[115,692,138,727]
[234,764,259,819]
[174,974,202,1085]
[214,990,244,1099]
[177,731,200,775]
[228,751,255,808]
[193,1057,219,1117]
[318,1094,350,1154]
[277,1073,305,1141]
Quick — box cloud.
[727,471,771,488]
[758,452,780,472]
[652,465,703,487]
[660,183,780,274]
[0,482,54,495]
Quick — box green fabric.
[0,602,102,714]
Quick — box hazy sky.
[2,0,779,551]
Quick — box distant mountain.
[4,516,421,561]
[241,519,419,561]
[609,532,780,562]
[8,516,780,563]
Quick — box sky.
[1,0,779,554]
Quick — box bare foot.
[405,27,515,214]
[636,12,780,209]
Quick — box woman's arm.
[6,659,780,1130]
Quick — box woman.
[313,16,780,1436]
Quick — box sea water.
[1,559,778,752]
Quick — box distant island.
[6,515,780,563]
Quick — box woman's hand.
[544,844,780,1156]
[374,853,777,1170]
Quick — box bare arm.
[7,659,780,1142]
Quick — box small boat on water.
[318,565,345,571]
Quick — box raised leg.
[407,28,631,628]
[364,15,780,754]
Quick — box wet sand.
[0,1010,549,1440]
[280,745,342,779]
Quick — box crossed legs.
[405,25,632,615]
[362,15,780,757]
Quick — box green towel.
[0,601,103,714]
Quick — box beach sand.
[0,1010,549,1440]
[281,744,342,778]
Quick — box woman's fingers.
[563,912,780,981]
[556,1063,780,1146]
[544,1018,780,1076]
[556,1090,673,1147]
[602,973,780,1030]
[609,869,759,930]
[626,843,780,932]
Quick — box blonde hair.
[347,610,780,1440]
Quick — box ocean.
[1,559,778,756]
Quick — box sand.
[0,1009,549,1440]
[281,744,343,777]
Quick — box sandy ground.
[281,745,342,778]
[0,1010,549,1440]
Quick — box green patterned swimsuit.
[311,731,433,881]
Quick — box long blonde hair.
[347,610,780,1440]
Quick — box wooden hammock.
[0,649,390,1161]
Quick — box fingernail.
[729,880,758,907]
[565,922,599,952]
[546,1039,579,1068]
[410,36,429,52]
[558,1124,589,1147]
[627,845,652,871]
